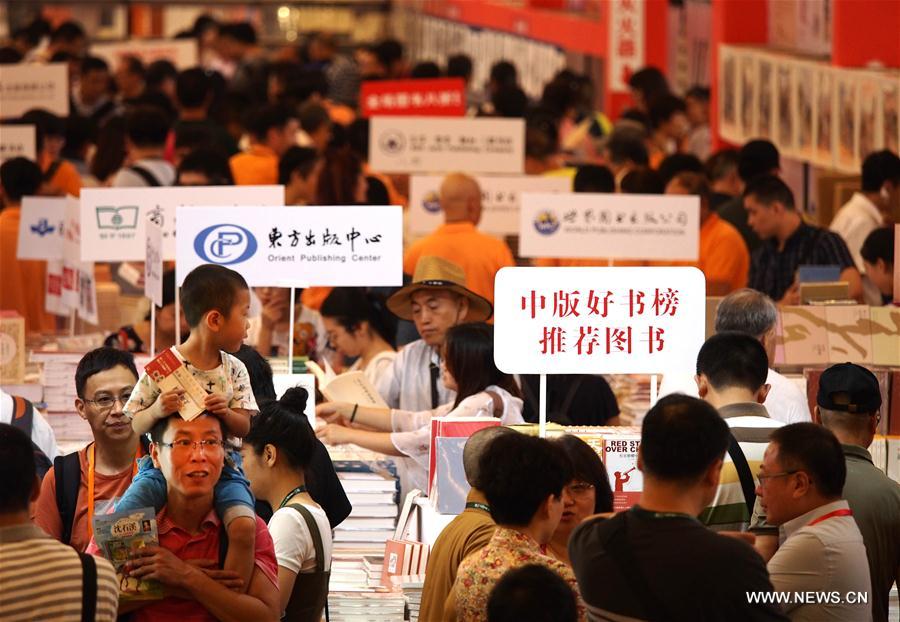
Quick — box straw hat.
[386,256,493,322]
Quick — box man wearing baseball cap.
[817,363,900,622]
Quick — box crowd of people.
[0,13,898,622]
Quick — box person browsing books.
[119,265,259,593]
[242,387,333,622]
[317,323,524,495]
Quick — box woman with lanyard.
[242,387,332,622]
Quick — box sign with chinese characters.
[369,117,525,174]
[361,78,466,117]
[91,39,197,70]
[0,125,36,162]
[0,63,69,118]
[17,197,66,260]
[175,204,403,288]
[409,175,571,236]
[608,0,645,93]
[145,220,163,307]
[519,193,700,261]
[493,267,706,374]
[80,185,284,262]
[63,197,98,325]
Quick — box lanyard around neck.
[86,443,142,540]
[278,485,308,509]
[807,508,852,527]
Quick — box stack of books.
[333,470,398,556]
[390,574,425,622]
[327,592,407,622]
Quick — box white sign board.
[493,267,706,374]
[519,193,700,261]
[80,185,284,262]
[0,125,36,162]
[45,260,67,317]
[91,39,198,70]
[145,220,164,307]
[18,197,67,260]
[176,204,403,288]
[63,198,98,325]
[409,175,571,236]
[272,373,317,429]
[369,116,524,174]
[0,63,69,118]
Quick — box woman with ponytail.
[319,287,397,386]
[315,322,524,495]
[242,387,332,622]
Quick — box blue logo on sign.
[30,218,56,237]
[194,224,258,265]
[422,191,441,214]
[533,211,560,235]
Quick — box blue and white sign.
[80,185,284,262]
[176,205,404,287]
[17,196,67,260]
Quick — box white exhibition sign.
[175,204,403,287]
[493,267,706,375]
[145,220,164,307]
[0,63,69,118]
[91,39,198,70]
[18,196,67,260]
[369,116,525,174]
[519,193,700,261]
[63,197,98,325]
[0,125,36,162]
[408,175,571,236]
[80,185,284,262]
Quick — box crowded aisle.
[0,1,898,621]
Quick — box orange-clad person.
[403,173,514,307]
[230,104,299,186]
[21,109,83,197]
[0,158,55,332]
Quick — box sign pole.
[288,288,296,374]
[650,374,659,407]
[149,304,156,357]
[539,373,547,438]
[174,284,181,346]
[69,308,76,336]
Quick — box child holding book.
[118,264,258,589]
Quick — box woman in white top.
[319,288,397,387]
[242,387,332,621]
[316,323,524,493]
[246,287,328,361]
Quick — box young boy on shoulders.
[118,264,258,588]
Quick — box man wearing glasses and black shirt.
[34,347,147,552]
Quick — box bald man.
[403,173,514,306]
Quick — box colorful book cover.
[144,348,207,420]
[93,507,164,600]
[604,435,642,511]
[427,417,499,494]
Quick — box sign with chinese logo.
[493,267,706,374]
[175,204,403,288]
[519,193,700,261]
[0,125,36,162]
[369,117,525,174]
[361,78,466,117]
[18,197,66,260]
[91,39,197,70]
[80,185,284,262]
[0,63,69,118]
[145,220,163,308]
[409,175,571,236]
[608,0,645,93]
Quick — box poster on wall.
[858,76,883,160]
[775,62,795,154]
[881,77,899,155]
[794,61,815,161]
[738,52,757,141]
[718,46,739,142]
[756,54,774,140]
[814,67,836,169]
[836,73,859,173]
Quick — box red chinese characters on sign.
[360,78,466,117]
[608,0,645,92]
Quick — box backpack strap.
[77,552,98,622]
[726,432,757,519]
[128,165,163,187]
[55,451,84,545]
[288,504,326,573]
[43,159,63,183]
[484,391,504,418]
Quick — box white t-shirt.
[246,304,328,360]
[268,502,333,574]
[110,158,176,187]
[348,350,397,388]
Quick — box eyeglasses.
[157,439,226,453]
[565,482,596,496]
[84,392,132,412]
[757,470,799,486]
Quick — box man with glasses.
[757,423,871,621]
[90,413,280,621]
[816,363,899,622]
[35,347,146,551]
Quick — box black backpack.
[9,395,52,480]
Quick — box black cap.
[817,363,882,414]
